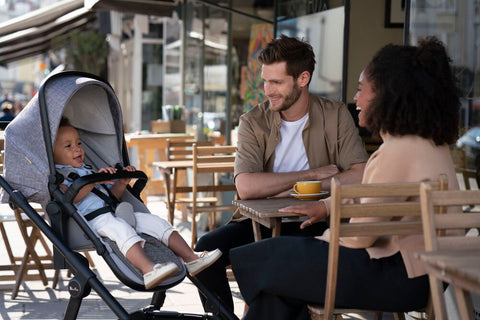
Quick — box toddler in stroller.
[54,117,222,289]
[1,71,238,319]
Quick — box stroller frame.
[0,71,239,320]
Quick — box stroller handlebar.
[64,170,148,203]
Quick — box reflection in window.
[409,0,480,169]
[277,6,345,101]
[409,1,480,127]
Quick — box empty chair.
[178,144,237,247]
[418,184,480,320]
[164,139,215,224]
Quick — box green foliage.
[53,29,109,76]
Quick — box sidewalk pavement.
[0,195,411,320]
[0,196,245,320]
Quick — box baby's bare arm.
[109,166,136,200]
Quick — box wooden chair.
[418,185,480,320]
[166,139,213,161]
[178,144,237,247]
[164,139,215,224]
[451,147,467,169]
[450,147,478,192]
[0,137,55,297]
[0,203,59,298]
[308,175,448,320]
[125,134,193,202]
[361,134,383,155]
[0,144,94,297]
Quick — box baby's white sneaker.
[144,262,179,289]
[186,249,222,276]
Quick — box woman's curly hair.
[362,37,461,145]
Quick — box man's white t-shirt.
[273,113,310,173]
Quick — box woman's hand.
[279,201,328,229]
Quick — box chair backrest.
[419,184,480,319]
[455,167,478,192]
[450,147,467,170]
[191,144,237,199]
[450,147,478,190]
[166,139,214,161]
[126,134,193,200]
[189,144,237,247]
[192,144,236,186]
[324,174,448,318]
[420,185,480,252]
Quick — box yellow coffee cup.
[293,181,322,194]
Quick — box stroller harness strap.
[85,186,119,221]
[91,185,119,209]
[64,171,120,221]
[84,205,111,221]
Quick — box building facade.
[1,0,479,162]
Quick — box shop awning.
[0,0,96,66]
[85,0,177,17]
[0,0,178,66]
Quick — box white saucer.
[290,191,329,200]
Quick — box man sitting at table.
[194,34,369,315]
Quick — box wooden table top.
[417,249,480,294]
[153,160,234,173]
[125,133,193,141]
[152,160,193,169]
[233,197,320,219]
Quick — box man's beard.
[276,82,302,112]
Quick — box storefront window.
[142,42,163,130]
[409,0,480,169]
[276,0,344,22]
[277,6,346,101]
[183,0,274,141]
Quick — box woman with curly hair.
[229,37,461,319]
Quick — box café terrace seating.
[308,175,448,320]
[177,144,237,247]
[164,138,216,224]
[418,185,480,320]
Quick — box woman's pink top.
[318,133,459,278]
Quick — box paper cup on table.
[293,181,322,194]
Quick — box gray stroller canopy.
[1,72,188,292]
[2,73,124,206]
[0,71,232,317]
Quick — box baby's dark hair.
[362,36,461,145]
[59,116,72,128]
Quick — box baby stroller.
[0,71,238,320]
